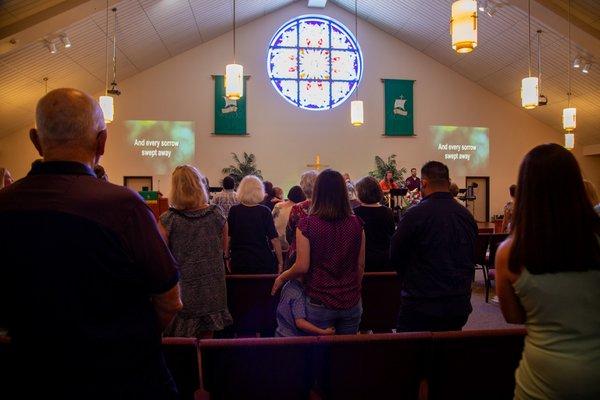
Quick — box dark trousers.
[396,296,471,332]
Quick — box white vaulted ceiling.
[0,0,296,135]
[1,0,599,145]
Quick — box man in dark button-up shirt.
[0,89,182,399]
[405,168,421,191]
[390,161,477,332]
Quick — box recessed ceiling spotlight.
[61,34,71,48]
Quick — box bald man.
[0,89,182,399]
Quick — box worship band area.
[1,0,600,399]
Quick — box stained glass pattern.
[267,15,363,110]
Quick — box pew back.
[225,272,401,336]
[199,329,526,400]
[161,337,201,400]
[199,336,318,400]
[429,329,525,400]
[317,332,431,400]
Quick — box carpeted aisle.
[465,269,523,330]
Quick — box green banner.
[384,79,414,136]
[214,75,247,135]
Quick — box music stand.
[457,186,477,214]
[387,188,408,209]
[390,188,408,197]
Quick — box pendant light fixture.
[521,0,538,109]
[450,0,478,54]
[563,0,576,139]
[564,133,575,150]
[225,0,243,100]
[107,7,121,97]
[351,0,364,127]
[99,1,114,123]
[536,30,547,106]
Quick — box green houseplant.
[368,154,407,186]
[221,152,263,186]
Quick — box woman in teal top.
[495,143,600,400]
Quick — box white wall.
[2,2,596,215]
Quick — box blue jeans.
[306,297,362,335]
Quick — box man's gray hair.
[300,170,318,199]
[36,88,105,144]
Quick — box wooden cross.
[306,154,329,171]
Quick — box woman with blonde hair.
[228,175,283,274]
[158,165,232,338]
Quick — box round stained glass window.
[267,14,363,111]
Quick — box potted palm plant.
[368,154,407,185]
[221,152,263,187]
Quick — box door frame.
[465,176,490,222]
[123,176,153,191]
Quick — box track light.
[479,0,498,17]
[573,57,581,68]
[46,40,57,54]
[61,34,71,48]
[582,63,591,74]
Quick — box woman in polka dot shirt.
[273,169,365,334]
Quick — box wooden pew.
[199,336,319,400]
[317,332,431,400]
[199,329,526,400]
[225,272,401,337]
[428,328,526,400]
[161,337,202,400]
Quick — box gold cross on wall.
[306,154,329,171]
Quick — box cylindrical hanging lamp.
[225,0,243,100]
[564,133,574,150]
[99,1,113,123]
[562,1,577,135]
[451,0,478,54]
[99,95,114,123]
[225,63,244,100]
[350,0,364,127]
[521,77,539,109]
[562,107,576,131]
[521,0,538,109]
[351,100,364,126]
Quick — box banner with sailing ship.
[383,79,414,136]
